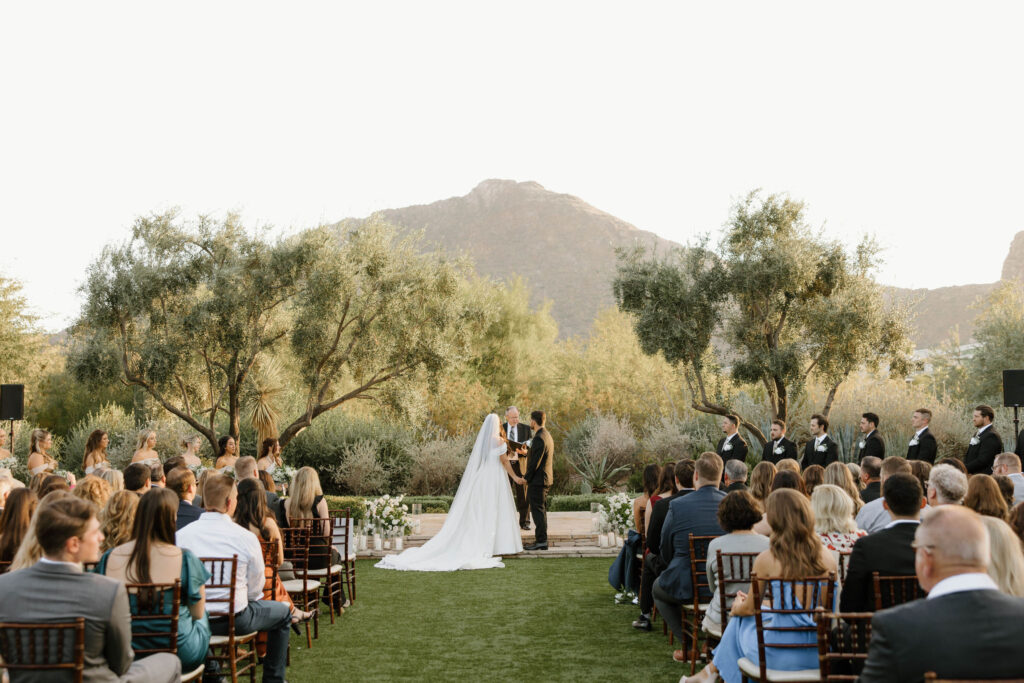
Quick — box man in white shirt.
[992,452,1024,504]
[177,473,291,683]
[860,505,1024,680]
[856,456,912,533]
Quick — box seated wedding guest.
[980,515,1024,596]
[651,452,726,660]
[0,495,181,681]
[194,469,213,509]
[702,491,770,634]
[776,458,800,474]
[130,429,161,465]
[685,489,838,683]
[234,478,315,625]
[150,463,166,488]
[100,467,125,492]
[0,488,38,563]
[1009,502,1024,546]
[27,428,59,476]
[237,455,283,526]
[214,435,239,471]
[285,467,343,600]
[632,462,688,632]
[179,435,203,468]
[83,429,112,475]
[859,456,883,503]
[258,470,287,526]
[101,490,140,552]
[162,455,186,478]
[856,457,912,533]
[802,464,824,496]
[123,462,152,495]
[963,473,1008,520]
[634,463,660,534]
[37,474,70,499]
[749,461,776,508]
[257,438,284,474]
[28,471,48,494]
[908,459,932,499]
[824,461,863,515]
[846,462,862,489]
[812,484,866,553]
[928,462,968,506]
[10,492,74,571]
[676,459,695,491]
[177,473,291,683]
[752,470,806,535]
[97,488,211,673]
[993,452,1024,504]
[167,467,202,530]
[722,460,748,493]
[644,462,677,537]
[840,473,924,613]
[859,505,1024,681]
[936,455,968,475]
[73,474,112,511]
[993,474,1016,511]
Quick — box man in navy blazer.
[651,451,726,660]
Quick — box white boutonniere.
[722,443,733,452]
[969,436,980,446]
[858,440,866,449]
[773,446,784,455]
[908,438,919,447]
[815,444,827,453]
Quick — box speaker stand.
[1014,406,1020,449]
[7,420,12,458]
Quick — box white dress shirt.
[176,511,264,614]
[855,496,891,533]
[927,572,998,600]
[1009,472,1024,504]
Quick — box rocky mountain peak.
[1001,231,1024,281]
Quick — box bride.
[376,413,524,571]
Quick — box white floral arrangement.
[599,492,634,536]
[271,465,298,485]
[0,455,17,472]
[364,494,412,538]
[188,463,207,478]
[220,465,235,479]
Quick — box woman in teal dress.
[683,488,838,683]
[96,487,211,671]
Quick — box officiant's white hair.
[505,406,518,414]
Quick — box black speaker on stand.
[1002,370,1024,446]
[0,384,24,458]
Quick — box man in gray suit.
[0,495,180,682]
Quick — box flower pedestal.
[598,533,609,548]
[394,536,404,551]
[373,535,383,551]
[606,531,616,547]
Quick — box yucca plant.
[244,358,286,447]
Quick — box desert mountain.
[347,179,1022,348]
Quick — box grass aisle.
[286,558,688,682]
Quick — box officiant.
[504,406,532,531]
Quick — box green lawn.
[284,558,690,682]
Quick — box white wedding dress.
[375,414,523,571]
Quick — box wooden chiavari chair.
[280,526,321,648]
[709,550,761,639]
[815,609,872,682]
[291,515,345,622]
[125,580,204,682]
[201,555,258,682]
[682,534,719,669]
[328,508,357,603]
[872,573,925,611]
[0,618,85,683]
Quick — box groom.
[523,410,554,551]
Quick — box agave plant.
[568,453,631,493]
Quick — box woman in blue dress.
[683,488,838,683]
[96,487,211,672]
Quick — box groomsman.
[503,406,532,531]
[856,412,885,461]
[715,415,748,464]
[907,408,938,464]
[761,419,797,464]
[802,413,840,469]
[964,404,1003,475]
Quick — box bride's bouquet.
[364,494,412,538]
[0,455,17,472]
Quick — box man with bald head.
[859,506,1024,681]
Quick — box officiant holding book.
[504,406,533,530]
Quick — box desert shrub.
[406,434,473,495]
[641,416,716,461]
[330,440,388,495]
[565,413,639,492]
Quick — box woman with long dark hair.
[83,429,111,475]
[96,488,210,672]
[644,461,677,537]
[215,435,238,471]
[257,438,283,474]
[0,489,38,563]
[633,463,661,534]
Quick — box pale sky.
[2,1,1022,330]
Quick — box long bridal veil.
[375,413,523,571]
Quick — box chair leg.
[325,575,336,624]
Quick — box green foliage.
[564,413,639,492]
[29,367,133,441]
[406,434,473,495]
[0,277,44,384]
[964,281,1024,403]
[320,496,366,523]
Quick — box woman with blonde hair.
[811,484,866,553]
[131,429,160,465]
[99,468,124,492]
[685,489,837,683]
[776,458,801,474]
[73,475,112,510]
[824,461,864,514]
[285,466,328,528]
[179,435,203,468]
[27,429,59,476]
[100,490,140,552]
[980,515,1024,596]
[82,430,111,475]
[749,461,776,507]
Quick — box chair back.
[715,550,759,630]
[0,560,10,574]
[126,580,181,657]
[290,517,333,569]
[327,508,353,560]
[872,573,926,610]
[816,610,872,681]
[259,539,280,600]
[0,618,86,683]
[280,525,312,581]
[200,555,239,636]
[686,534,718,606]
[750,573,836,682]
[837,551,852,585]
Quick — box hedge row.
[323,493,634,521]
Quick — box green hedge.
[323,496,367,523]
[322,493,634,518]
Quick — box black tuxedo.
[964,426,1003,474]
[860,480,881,504]
[176,499,202,531]
[860,588,1024,682]
[525,426,554,544]
[856,430,885,461]
[838,521,918,613]
[724,481,747,494]
[906,428,937,464]
[716,434,748,463]
[761,437,798,464]
[1015,429,1024,460]
[801,435,840,469]
[503,422,533,526]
